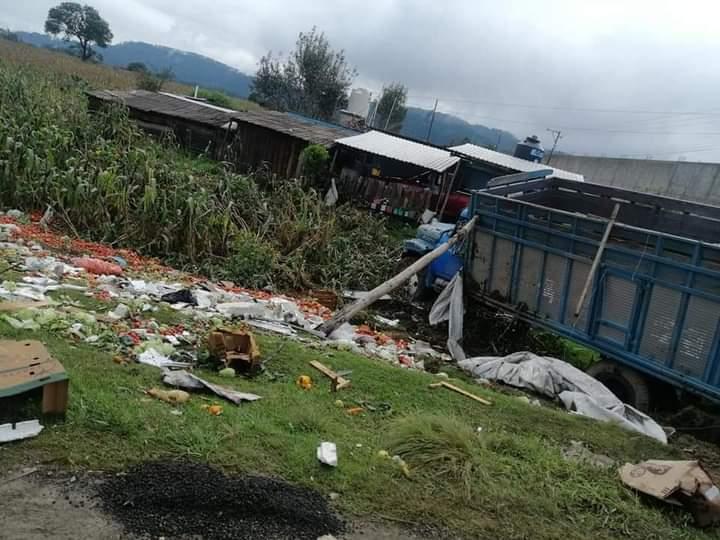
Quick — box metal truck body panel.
[467,178,720,401]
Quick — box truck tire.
[587,359,651,411]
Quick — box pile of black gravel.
[97,460,344,539]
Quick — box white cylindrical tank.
[347,88,371,118]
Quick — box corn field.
[0,61,400,290]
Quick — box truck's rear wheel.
[587,359,651,411]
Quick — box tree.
[136,67,175,92]
[374,83,407,132]
[44,3,112,61]
[251,27,356,120]
[126,62,148,73]
[0,28,19,42]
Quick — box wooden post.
[574,203,621,318]
[316,216,478,336]
[438,161,461,219]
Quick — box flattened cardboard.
[620,460,720,527]
[0,340,67,398]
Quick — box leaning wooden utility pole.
[573,203,620,318]
[316,216,478,337]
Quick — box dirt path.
[0,466,431,540]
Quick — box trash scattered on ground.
[428,272,465,361]
[297,375,313,390]
[429,380,492,406]
[201,404,224,416]
[145,388,190,405]
[0,420,44,443]
[391,454,411,478]
[342,290,392,301]
[310,360,351,391]
[562,440,615,469]
[97,460,344,540]
[208,326,261,372]
[218,367,236,378]
[458,352,666,443]
[162,370,261,405]
[619,460,720,526]
[71,257,123,276]
[137,348,190,369]
[0,340,68,416]
[317,442,338,467]
[373,315,400,328]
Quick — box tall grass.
[0,61,399,290]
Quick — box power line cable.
[405,95,720,117]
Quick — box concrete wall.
[548,155,720,206]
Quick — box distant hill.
[400,107,518,153]
[16,31,518,149]
[16,32,253,97]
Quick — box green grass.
[0,322,711,539]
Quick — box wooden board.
[309,360,351,391]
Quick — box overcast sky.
[6,0,720,161]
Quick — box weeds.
[0,61,399,291]
[386,414,480,499]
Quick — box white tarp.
[429,273,465,361]
[458,351,667,443]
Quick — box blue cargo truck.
[406,173,720,409]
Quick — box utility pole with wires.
[546,128,562,164]
[425,99,439,142]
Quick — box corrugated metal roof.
[233,110,357,146]
[86,90,236,127]
[335,131,460,173]
[449,143,584,182]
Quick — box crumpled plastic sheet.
[458,351,667,443]
[162,370,261,404]
[428,272,465,361]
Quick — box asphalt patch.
[97,460,344,539]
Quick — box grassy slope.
[0,316,711,540]
[0,39,260,111]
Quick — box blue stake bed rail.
[466,177,720,401]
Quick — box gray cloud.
[5,0,720,160]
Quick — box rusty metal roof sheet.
[232,110,356,146]
[449,143,584,182]
[86,90,236,127]
[335,131,460,173]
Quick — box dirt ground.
[0,466,432,540]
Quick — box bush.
[225,231,277,288]
[197,89,234,109]
[299,144,329,180]
[136,67,174,92]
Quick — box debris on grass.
[459,351,667,443]
[202,404,224,416]
[619,460,720,527]
[0,420,44,443]
[562,440,615,469]
[145,387,190,405]
[317,442,338,467]
[310,360,351,391]
[297,375,313,390]
[97,460,344,539]
[162,370,261,405]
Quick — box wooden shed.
[86,90,237,159]
[231,111,357,176]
